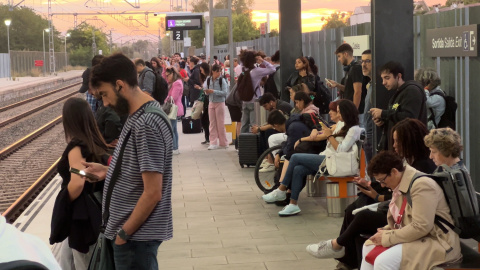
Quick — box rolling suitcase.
[238,133,260,168]
[182,117,202,134]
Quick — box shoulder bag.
[364,197,408,265]
[88,130,132,270]
[318,143,359,177]
[163,96,178,120]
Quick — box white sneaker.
[261,189,286,203]
[260,159,270,168]
[207,145,220,150]
[172,150,180,155]
[259,163,275,173]
[306,240,345,259]
[278,204,301,216]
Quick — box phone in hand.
[319,118,331,129]
[70,167,100,182]
[325,78,333,87]
[355,183,369,190]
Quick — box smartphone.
[356,183,369,190]
[319,118,331,128]
[70,167,100,182]
[325,78,333,86]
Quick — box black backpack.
[206,76,224,89]
[143,70,168,105]
[407,166,480,241]
[429,91,457,130]
[264,66,280,99]
[236,69,256,102]
[313,75,332,114]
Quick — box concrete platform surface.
[161,122,342,269]
[0,70,83,92]
[18,119,343,269]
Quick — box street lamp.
[4,19,11,79]
[64,33,70,70]
[42,28,49,76]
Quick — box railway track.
[0,82,81,113]
[0,85,80,128]
[0,117,65,223]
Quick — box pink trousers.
[208,102,228,147]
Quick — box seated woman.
[424,127,464,169]
[293,91,319,115]
[306,118,436,270]
[262,99,362,216]
[360,151,461,270]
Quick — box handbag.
[88,130,132,270]
[165,96,178,120]
[191,100,204,120]
[226,83,242,108]
[365,197,408,265]
[319,143,359,177]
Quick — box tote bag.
[164,96,178,120]
[319,143,359,177]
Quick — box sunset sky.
[4,0,447,43]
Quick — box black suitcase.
[182,117,202,134]
[238,133,260,168]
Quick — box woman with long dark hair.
[50,97,108,270]
[284,56,316,99]
[150,57,163,76]
[262,99,362,216]
[194,62,211,144]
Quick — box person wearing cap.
[79,55,105,113]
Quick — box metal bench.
[309,140,366,217]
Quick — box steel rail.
[0,91,76,128]
[2,158,60,223]
[0,82,81,113]
[0,116,62,160]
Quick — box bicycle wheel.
[254,145,282,193]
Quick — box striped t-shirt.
[102,101,173,241]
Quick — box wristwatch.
[117,228,131,241]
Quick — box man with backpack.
[135,59,156,96]
[237,50,276,133]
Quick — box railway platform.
[17,120,343,270]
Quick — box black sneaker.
[275,192,291,206]
[201,140,210,145]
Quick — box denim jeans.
[110,240,162,270]
[240,102,256,133]
[281,153,325,201]
[170,119,179,150]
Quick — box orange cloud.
[252,8,342,33]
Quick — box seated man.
[253,93,293,172]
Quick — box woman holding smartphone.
[262,99,362,216]
[50,97,109,270]
[203,64,229,150]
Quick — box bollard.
[326,181,357,217]
[306,175,327,197]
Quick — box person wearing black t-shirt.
[50,97,109,270]
[327,44,365,126]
